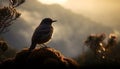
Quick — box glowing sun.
[37,0,68,5]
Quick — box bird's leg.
[37,44,44,49]
[42,44,48,48]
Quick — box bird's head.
[41,18,57,25]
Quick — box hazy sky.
[2,0,120,58]
[37,0,120,27]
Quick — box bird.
[29,18,57,52]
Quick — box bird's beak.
[52,20,57,22]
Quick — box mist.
[1,0,119,58]
[62,0,120,28]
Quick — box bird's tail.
[29,42,36,52]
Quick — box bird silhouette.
[29,18,57,52]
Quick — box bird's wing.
[32,27,53,41]
[37,27,53,34]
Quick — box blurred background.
[0,0,120,65]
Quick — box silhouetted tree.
[0,0,25,34]
[84,33,118,62]
[0,0,25,62]
[85,33,106,54]
[76,33,120,68]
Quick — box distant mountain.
[2,0,113,57]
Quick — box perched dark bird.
[29,18,57,51]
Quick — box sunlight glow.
[37,0,68,5]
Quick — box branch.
[9,0,25,7]
[0,6,21,34]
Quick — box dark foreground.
[0,47,79,69]
[0,47,120,69]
